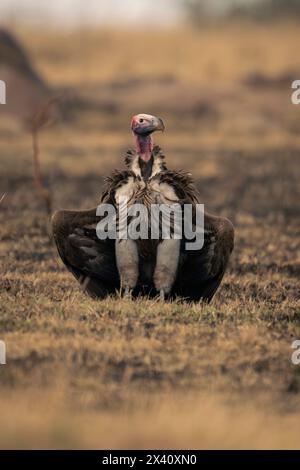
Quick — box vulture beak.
[153,117,165,133]
[131,114,165,136]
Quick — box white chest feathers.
[115,177,179,206]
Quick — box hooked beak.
[154,117,165,133]
[133,116,165,136]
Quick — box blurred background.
[0,0,299,450]
[1,0,300,26]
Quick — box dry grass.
[0,22,299,449]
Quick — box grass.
[0,22,299,449]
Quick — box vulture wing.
[174,213,234,302]
[51,208,119,298]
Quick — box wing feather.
[52,209,119,297]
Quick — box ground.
[0,22,299,449]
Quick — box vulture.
[52,114,234,302]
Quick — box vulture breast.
[114,176,180,260]
[114,176,179,207]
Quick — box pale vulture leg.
[115,239,139,294]
[154,238,180,299]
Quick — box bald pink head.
[131,113,164,135]
[131,113,164,162]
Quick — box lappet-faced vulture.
[52,114,234,302]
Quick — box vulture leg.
[115,238,139,294]
[154,238,181,298]
[51,208,120,298]
[173,215,234,303]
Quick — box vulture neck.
[134,133,154,180]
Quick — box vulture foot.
[153,266,175,297]
[122,286,133,299]
[159,289,165,301]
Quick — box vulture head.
[130,113,165,180]
[131,113,165,137]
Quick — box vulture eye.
[139,118,144,123]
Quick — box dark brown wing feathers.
[51,209,119,297]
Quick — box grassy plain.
[0,22,299,448]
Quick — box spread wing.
[174,213,234,302]
[51,208,120,298]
